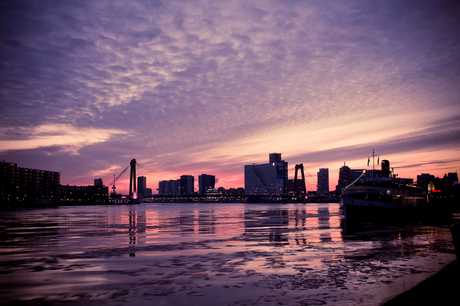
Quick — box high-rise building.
[269,153,282,163]
[137,176,147,197]
[336,163,351,193]
[244,153,288,196]
[94,178,103,186]
[170,180,179,195]
[158,180,165,195]
[335,164,366,193]
[179,175,194,195]
[0,161,60,203]
[199,174,215,195]
[317,168,329,195]
[158,179,180,195]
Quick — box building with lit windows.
[244,153,288,196]
[199,174,215,195]
[180,175,194,195]
[158,175,195,196]
[137,176,147,197]
[0,161,60,204]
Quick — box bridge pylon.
[293,163,306,200]
[129,159,136,198]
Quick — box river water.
[0,202,456,305]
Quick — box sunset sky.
[1,0,460,193]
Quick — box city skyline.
[1,1,460,193]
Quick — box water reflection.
[129,206,148,257]
[179,211,194,235]
[244,209,290,245]
[198,210,216,234]
[294,209,307,245]
[129,208,136,257]
[318,207,331,242]
[1,203,450,259]
[141,204,341,245]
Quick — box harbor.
[0,202,457,305]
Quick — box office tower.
[244,153,288,196]
[199,174,215,195]
[170,179,179,195]
[158,180,165,195]
[179,175,194,195]
[269,153,282,164]
[137,176,147,197]
[94,178,103,186]
[317,168,329,195]
[336,163,351,193]
[158,179,179,196]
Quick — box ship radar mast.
[368,149,380,180]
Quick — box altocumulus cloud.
[1,0,460,188]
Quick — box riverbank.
[382,259,459,305]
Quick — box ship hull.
[341,197,427,221]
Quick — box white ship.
[341,157,427,220]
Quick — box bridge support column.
[129,159,136,198]
[293,164,306,200]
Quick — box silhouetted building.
[179,175,194,195]
[448,172,458,185]
[170,179,179,195]
[94,178,103,186]
[137,176,147,197]
[225,187,245,196]
[317,168,329,195]
[158,179,180,196]
[269,153,282,163]
[199,174,215,195]
[143,188,152,196]
[158,180,166,195]
[60,184,108,203]
[0,161,60,204]
[287,179,306,195]
[244,153,288,196]
[417,173,436,190]
[336,163,351,193]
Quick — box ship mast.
[368,149,380,180]
[373,149,375,179]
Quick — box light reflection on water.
[0,202,455,305]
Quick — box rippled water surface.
[0,203,455,305]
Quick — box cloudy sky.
[1,0,460,193]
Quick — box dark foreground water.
[0,202,455,305]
